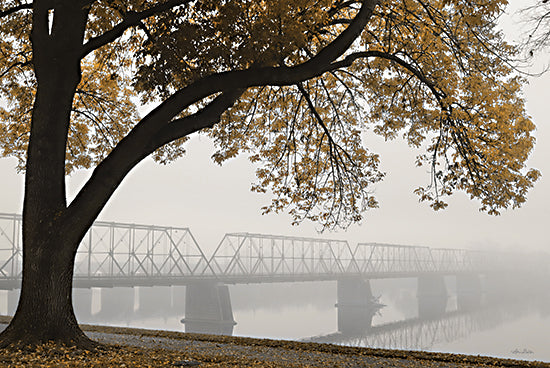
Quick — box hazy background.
[0,1,548,256]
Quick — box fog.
[4,274,548,361]
[1,68,548,254]
[0,0,549,362]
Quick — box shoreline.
[2,316,549,367]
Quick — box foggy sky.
[0,1,548,255]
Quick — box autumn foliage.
[0,0,541,346]
[0,0,540,227]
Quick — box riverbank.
[1,317,549,367]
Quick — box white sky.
[0,1,548,255]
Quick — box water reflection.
[304,299,529,351]
[172,280,549,362]
[14,279,544,362]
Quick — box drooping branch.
[331,50,446,101]
[296,82,356,171]
[520,1,550,56]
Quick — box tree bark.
[0,1,94,347]
[0,230,94,348]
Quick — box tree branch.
[131,0,379,135]
[0,3,32,19]
[81,0,194,57]
[64,89,242,231]
[64,0,379,235]
[151,89,244,149]
[0,60,32,79]
[331,50,445,101]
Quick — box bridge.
[0,213,526,288]
[0,213,543,334]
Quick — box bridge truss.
[0,213,541,289]
[207,233,357,282]
[352,243,482,276]
[0,213,211,288]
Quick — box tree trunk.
[0,2,93,347]
[0,228,94,348]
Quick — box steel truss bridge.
[0,213,537,289]
[306,302,525,351]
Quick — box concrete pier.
[171,285,186,312]
[73,288,93,321]
[417,275,447,319]
[456,274,482,310]
[182,281,236,335]
[336,279,376,334]
[7,289,19,316]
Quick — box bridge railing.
[74,221,211,279]
[0,213,212,282]
[352,243,531,275]
[206,233,356,279]
[430,248,474,273]
[353,243,439,275]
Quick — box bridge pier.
[336,279,377,334]
[417,275,447,319]
[182,281,236,335]
[171,286,186,312]
[137,286,172,315]
[7,289,20,316]
[73,288,93,321]
[99,287,135,317]
[484,272,534,303]
[456,274,482,310]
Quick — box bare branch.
[0,60,32,79]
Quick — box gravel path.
[87,330,449,367]
[81,325,549,367]
[2,322,548,367]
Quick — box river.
[34,278,548,363]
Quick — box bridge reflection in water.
[304,297,532,352]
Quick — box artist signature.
[511,348,534,354]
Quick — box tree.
[0,0,540,347]
[520,0,550,56]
